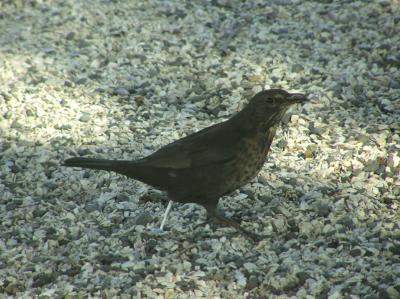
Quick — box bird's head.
[249,89,308,110]
[234,89,308,130]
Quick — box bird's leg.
[150,200,173,234]
[204,204,262,242]
[159,200,173,230]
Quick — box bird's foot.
[204,205,263,242]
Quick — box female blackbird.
[64,89,308,240]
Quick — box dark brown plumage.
[64,89,308,241]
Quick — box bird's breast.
[229,129,276,189]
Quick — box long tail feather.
[63,157,171,190]
[63,157,121,172]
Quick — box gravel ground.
[1,0,399,298]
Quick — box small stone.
[304,145,315,159]
[188,95,205,103]
[134,212,153,225]
[389,243,400,255]
[113,87,130,96]
[387,154,400,169]
[296,271,310,285]
[350,247,364,257]
[79,113,91,122]
[32,273,57,288]
[85,202,101,212]
[309,123,326,135]
[66,32,75,40]
[234,271,247,287]
[379,286,400,299]
[386,55,400,66]
[378,0,391,7]
[247,74,264,82]
[11,121,23,129]
[134,95,145,106]
[75,77,87,85]
[292,64,304,72]
[97,253,128,265]
[42,47,55,54]
[364,159,381,173]
[337,215,354,229]
[291,114,299,122]
[77,39,91,48]
[246,275,258,289]
[5,282,25,295]
[316,202,331,217]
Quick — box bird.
[63,89,308,241]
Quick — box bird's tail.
[63,157,126,172]
[63,157,170,190]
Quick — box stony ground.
[0,0,399,298]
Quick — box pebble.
[113,87,130,96]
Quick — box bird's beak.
[287,93,308,104]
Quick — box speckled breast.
[227,127,276,192]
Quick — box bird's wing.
[138,121,240,169]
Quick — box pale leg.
[160,200,173,230]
